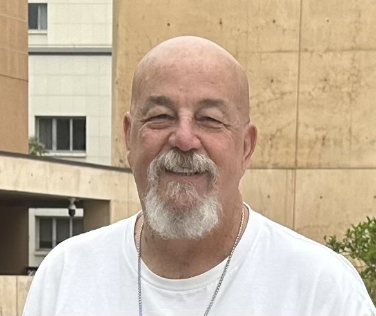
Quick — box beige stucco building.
[1,0,376,314]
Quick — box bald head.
[130,36,250,120]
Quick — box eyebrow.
[148,95,174,106]
[140,95,174,115]
[197,98,227,109]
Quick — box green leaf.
[324,217,376,306]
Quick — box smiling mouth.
[164,167,204,176]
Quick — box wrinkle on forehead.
[130,36,250,121]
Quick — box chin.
[161,196,201,212]
[159,180,205,204]
[143,182,222,240]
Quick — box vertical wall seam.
[16,276,19,315]
[293,0,304,230]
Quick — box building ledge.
[0,151,137,217]
[45,152,87,158]
[28,46,112,55]
[0,150,130,173]
[28,30,47,35]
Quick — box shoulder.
[254,211,360,276]
[250,210,375,308]
[54,214,134,251]
[31,213,138,283]
[23,214,138,315]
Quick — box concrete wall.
[0,206,29,275]
[112,0,376,242]
[0,155,137,223]
[0,0,28,154]
[0,276,32,316]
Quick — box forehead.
[135,57,238,111]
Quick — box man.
[23,36,375,316]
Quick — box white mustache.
[147,149,219,184]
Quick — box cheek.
[139,127,169,145]
[207,134,242,161]
[132,129,169,168]
[210,139,244,179]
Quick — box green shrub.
[29,137,48,156]
[324,217,376,305]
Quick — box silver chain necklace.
[137,207,245,316]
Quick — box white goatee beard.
[143,149,222,240]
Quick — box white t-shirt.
[23,206,376,316]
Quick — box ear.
[242,122,257,172]
[123,112,133,166]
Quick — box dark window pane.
[56,119,70,150]
[73,218,84,236]
[39,218,52,249]
[28,4,38,29]
[73,119,86,151]
[56,218,70,245]
[38,118,52,150]
[39,4,47,30]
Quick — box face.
[125,56,256,220]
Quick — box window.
[37,217,84,250]
[36,117,86,152]
[28,3,47,31]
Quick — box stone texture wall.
[112,0,376,242]
[0,276,32,315]
[0,0,28,154]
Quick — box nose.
[168,117,201,152]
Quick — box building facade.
[0,1,133,314]
[27,0,113,268]
[28,0,112,166]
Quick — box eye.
[198,116,223,125]
[147,114,174,121]
[204,117,220,122]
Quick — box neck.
[135,201,248,279]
